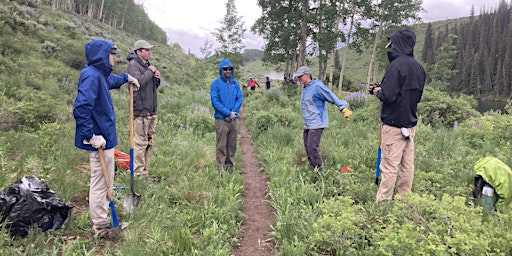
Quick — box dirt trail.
[232,110,275,256]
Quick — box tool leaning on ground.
[368,83,382,185]
[123,83,141,213]
[375,124,382,185]
[98,147,121,235]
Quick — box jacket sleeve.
[210,81,230,117]
[128,60,154,86]
[318,83,348,110]
[108,73,128,89]
[233,81,243,113]
[377,64,401,103]
[74,72,99,141]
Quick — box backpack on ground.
[471,156,512,212]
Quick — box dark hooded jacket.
[73,39,128,151]
[377,29,426,128]
[127,52,160,117]
[210,59,243,120]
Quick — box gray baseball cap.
[293,66,312,78]
[133,40,155,51]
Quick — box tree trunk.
[328,3,344,89]
[98,0,104,21]
[299,0,308,66]
[338,15,354,94]
[366,19,383,85]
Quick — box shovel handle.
[129,84,134,149]
[98,148,120,228]
[98,148,113,200]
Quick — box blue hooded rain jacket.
[210,59,243,120]
[73,39,128,151]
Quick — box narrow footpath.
[232,110,275,256]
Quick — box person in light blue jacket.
[210,59,243,172]
[294,66,352,172]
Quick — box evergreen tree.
[422,23,435,65]
[211,0,247,66]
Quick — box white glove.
[230,112,237,119]
[127,74,140,91]
[84,134,106,149]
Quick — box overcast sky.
[134,0,499,57]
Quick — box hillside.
[0,0,208,133]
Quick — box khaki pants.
[215,118,239,171]
[89,148,115,229]
[133,115,157,176]
[376,125,416,202]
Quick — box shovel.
[98,148,120,232]
[123,84,141,213]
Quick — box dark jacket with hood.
[377,29,426,128]
[127,52,160,117]
[74,39,128,151]
[210,59,243,120]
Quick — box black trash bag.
[0,176,73,236]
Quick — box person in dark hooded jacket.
[127,40,161,182]
[210,59,243,172]
[73,39,139,238]
[370,29,426,202]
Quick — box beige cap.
[133,40,155,51]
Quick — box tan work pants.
[133,115,157,176]
[376,125,416,202]
[215,118,239,171]
[89,148,115,229]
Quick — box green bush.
[419,87,481,128]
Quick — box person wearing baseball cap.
[294,66,352,175]
[127,40,161,183]
[371,29,426,203]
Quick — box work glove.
[84,134,106,149]
[127,74,140,91]
[341,108,352,120]
[230,112,237,120]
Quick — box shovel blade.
[123,193,141,213]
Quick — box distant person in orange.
[246,77,259,91]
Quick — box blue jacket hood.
[218,59,235,81]
[85,39,114,76]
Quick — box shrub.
[419,87,481,128]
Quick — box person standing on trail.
[246,77,259,91]
[294,66,352,173]
[210,59,243,172]
[370,29,426,203]
[73,39,139,238]
[265,76,271,90]
[127,40,161,183]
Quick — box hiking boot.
[91,226,119,240]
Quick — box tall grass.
[244,82,512,255]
